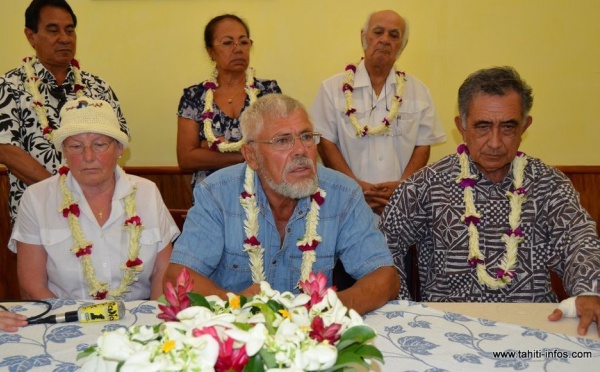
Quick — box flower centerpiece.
[78,270,383,371]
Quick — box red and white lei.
[201,67,259,152]
[342,60,406,137]
[22,56,84,141]
[456,144,528,289]
[240,165,326,284]
[59,166,144,299]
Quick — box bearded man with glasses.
[167,94,399,315]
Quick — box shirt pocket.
[289,252,335,288]
[40,228,72,247]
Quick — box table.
[1,299,599,371]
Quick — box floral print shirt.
[0,59,129,225]
[177,78,281,189]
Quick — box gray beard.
[258,156,318,199]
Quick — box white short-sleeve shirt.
[9,166,180,300]
[311,60,446,183]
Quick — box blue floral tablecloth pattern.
[0,299,159,372]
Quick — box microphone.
[28,300,125,324]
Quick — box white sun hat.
[52,98,129,150]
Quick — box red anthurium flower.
[43,126,53,135]
[342,83,354,93]
[382,118,391,126]
[345,64,357,73]
[361,126,369,137]
[204,82,217,90]
[463,215,480,225]
[194,327,249,372]
[309,316,342,344]
[73,84,85,93]
[33,101,43,107]
[241,191,253,199]
[70,58,80,69]
[345,108,356,116]
[70,203,80,217]
[58,166,69,176]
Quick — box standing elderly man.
[167,94,399,315]
[311,9,446,215]
[381,66,600,336]
[0,0,128,225]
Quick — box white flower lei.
[240,165,326,284]
[342,60,406,137]
[456,145,528,289]
[201,67,259,152]
[22,56,84,141]
[59,166,144,300]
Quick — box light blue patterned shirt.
[170,163,394,293]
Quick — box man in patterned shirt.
[381,66,600,336]
[0,0,128,225]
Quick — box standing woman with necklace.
[176,14,281,198]
[9,99,179,301]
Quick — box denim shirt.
[170,163,393,294]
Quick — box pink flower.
[361,126,369,137]
[241,191,253,199]
[345,64,357,73]
[468,257,483,268]
[463,215,480,225]
[299,271,332,308]
[309,316,341,344]
[459,178,477,188]
[383,117,391,126]
[342,83,354,93]
[201,111,214,121]
[194,327,249,372]
[345,108,356,116]
[457,144,470,155]
[43,126,53,136]
[158,268,193,321]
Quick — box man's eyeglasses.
[214,37,253,50]
[248,132,321,151]
[63,139,115,154]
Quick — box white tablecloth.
[1,299,599,371]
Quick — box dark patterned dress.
[380,153,600,302]
[0,59,129,225]
[177,78,281,190]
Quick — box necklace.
[456,144,527,289]
[342,59,406,137]
[240,165,326,285]
[225,85,245,104]
[22,56,85,141]
[202,67,259,152]
[59,166,144,299]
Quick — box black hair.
[25,0,77,32]
[204,14,250,49]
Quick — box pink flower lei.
[22,56,85,141]
[240,165,326,285]
[59,166,145,299]
[455,144,528,289]
[342,59,406,137]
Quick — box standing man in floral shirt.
[0,0,128,225]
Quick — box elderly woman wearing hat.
[9,98,179,301]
